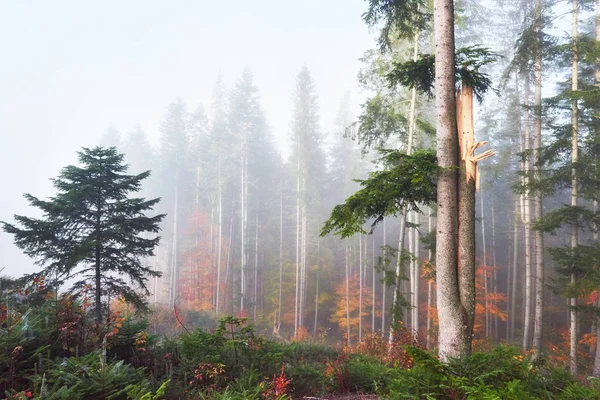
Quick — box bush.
[30,352,152,399]
[286,361,327,398]
[346,354,394,393]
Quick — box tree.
[157,98,190,306]
[2,147,165,323]
[433,0,466,361]
[289,66,326,337]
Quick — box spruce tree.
[2,147,165,323]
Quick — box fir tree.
[2,147,165,323]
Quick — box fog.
[0,0,373,276]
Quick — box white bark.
[593,0,600,377]
[522,76,533,351]
[568,0,579,374]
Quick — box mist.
[0,0,372,276]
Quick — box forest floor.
[304,395,378,399]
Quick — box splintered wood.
[456,85,495,191]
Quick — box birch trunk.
[522,76,533,351]
[346,241,351,346]
[372,234,376,334]
[314,239,320,336]
[216,158,223,314]
[382,219,387,337]
[568,0,579,374]
[593,0,600,377]
[481,190,489,338]
[510,200,519,341]
[389,31,419,343]
[359,234,363,342]
[532,0,546,360]
[294,171,300,338]
[276,168,283,334]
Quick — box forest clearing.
[2,0,600,398]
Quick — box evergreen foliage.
[1,147,165,321]
[321,149,438,238]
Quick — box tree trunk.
[427,208,434,349]
[390,31,419,343]
[481,189,489,338]
[216,160,223,314]
[510,200,519,341]
[372,234,376,334]
[382,219,387,337]
[568,0,579,374]
[359,234,363,342]
[294,171,300,338]
[593,0,600,377]
[314,239,320,336]
[522,75,533,351]
[413,211,420,340]
[530,0,546,359]
[253,212,259,321]
[240,136,247,312]
[276,169,283,334]
[434,0,469,360]
[95,243,102,324]
[492,198,498,340]
[389,212,408,344]
[345,240,351,346]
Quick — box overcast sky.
[0,0,374,276]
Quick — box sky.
[0,0,375,276]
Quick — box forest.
[3,0,600,398]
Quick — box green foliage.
[285,362,327,398]
[386,46,500,102]
[31,352,151,400]
[124,380,170,400]
[346,354,395,393]
[362,0,430,51]
[1,147,165,320]
[381,345,593,399]
[321,149,438,238]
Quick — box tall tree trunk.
[240,138,247,312]
[300,201,307,329]
[294,171,300,338]
[390,31,419,343]
[359,234,363,342]
[522,75,533,351]
[413,211,420,339]
[510,200,519,341]
[276,169,283,334]
[481,189,490,338]
[168,184,179,307]
[382,219,387,337]
[568,0,579,374]
[314,239,320,336]
[390,213,408,344]
[427,208,434,349]
[593,0,600,377]
[434,0,471,360]
[95,243,102,324]
[216,159,223,314]
[531,0,546,359]
[253,211,259,321]
[491,198,498,340]
[372,234,376,334]
[346,241,351,346]
[225,206,235,314]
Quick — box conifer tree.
[2,147,165,323]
